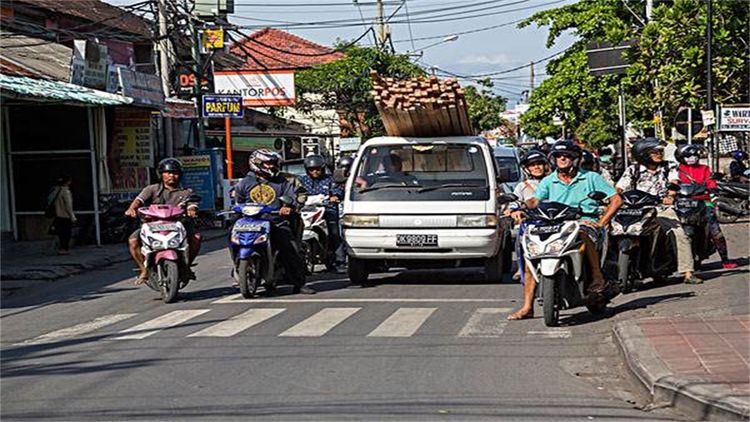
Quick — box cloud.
[457,53,518,66]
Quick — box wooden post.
[225,116,233,179]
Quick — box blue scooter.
[225,202,280,298]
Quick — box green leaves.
[464,79,508,132]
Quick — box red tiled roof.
[228,28,344,71]
[14,0,151,38]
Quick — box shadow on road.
[559,291,696,327]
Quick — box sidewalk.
[615,315,750,421]
[1,229,226,294]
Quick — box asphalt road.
[2,224,747,421]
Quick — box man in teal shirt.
[508,140,622,321]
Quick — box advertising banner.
[719,107,750,131]
[180,155,216,210]
[202,28,225,50]
[213,70,295,106]
[118,68,165,107]
[70,40,109,91]
[338,137,362,152]
[110,108,152,192]
[202,95,244,118]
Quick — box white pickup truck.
[342,136,514,284]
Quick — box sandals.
[684,275,704,285]
[134,275,149,285]
[507,309,534,320]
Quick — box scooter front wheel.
[541,275,559,327]
[238,256,260,299]
[158,260,180,304]
[617,250,634,293]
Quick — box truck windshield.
[351,143,490,201]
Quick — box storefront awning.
[0,74,133,106]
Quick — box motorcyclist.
[582,149,613,184]
[234,149,315,294]
[675,144,737,269]
[507,149,549,282]
[729,150,749,183]
[615,138,701,284]
[299,154,344,272]
[507,140,622,321]
[125,158,201,285]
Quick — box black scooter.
[712,177,750,224]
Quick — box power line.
[402,0,417,51]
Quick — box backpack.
[44,187,61,218]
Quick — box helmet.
[732,150,748,161]
[157,158,183,175]
[249,149,281,178]
[581,150,597,171]
[549,139,582,173]
[675,144,703,165]
[337,155,354,169]
[303,154,326,171]
[632,137,665,165]
[520,150,548,178]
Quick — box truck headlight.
[457,214,498,227]
[342,215,379,227]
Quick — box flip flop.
[134,275,148,285]
[507,310,534,321]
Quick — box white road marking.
[458,308,512,338]
[527,328,572,339]
[14,314,138,346]
[368,308,437,337]
[112,310,210,340]
[187,308,285,337]
[279,308,360,337]
[211,294,513,304]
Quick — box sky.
[106,0,578,105]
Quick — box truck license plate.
[397,234,438,247]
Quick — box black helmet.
[520,150,548,178]
[157,158,183,175]
[632,137,665,165]
[675,144,703,164]
[549,139,582,160]
[581,150,597,171]
[303,154,326,170]
[337,155,354,169]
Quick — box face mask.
[685,156,699,165]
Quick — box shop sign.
[338,137,361,152]
[163,99,197,118]
[118,68,165,107]
[177,67,213,95]
[202,28,225,50]
[70,40,109,91]
[213,70,295,106]
[301,136,320,157]
[719,106,750,131]
[232,136,284,151]
[180,155,216,210]
[202,95,243,118]
[110,108,152,192]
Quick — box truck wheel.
[348,257,369,285]
[541,275,559,327]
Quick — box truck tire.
[348,257,369,286]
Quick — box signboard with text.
[202,95,243,118]
[213,70,295,106]
[177,67,213,95]
[180,155,216,210]
[70,40,109,91]
[338,137,361,152]
[118,68,165,107]
[301,136,320,157]
[719,106,750,131]
[110,108,152,192]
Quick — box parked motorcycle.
[674,183,716,269]
[521,192,610,327]
[138,202,195,303]
[99,195,139,243]
[610,190,676,293]
[713,179,750,224]
[225,199,293,298]
[301,194,331,274]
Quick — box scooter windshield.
[527,201,578,222]
[621,190,661,207]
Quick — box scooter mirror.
[588,191,607,202]
[279,195,295,205]
[497,193,519,204]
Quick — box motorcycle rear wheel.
[238,256,260,299]
[159,260,180,304]
[541,275,559,327]
[715,199,740,224]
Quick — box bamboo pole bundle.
[370,71,473,137]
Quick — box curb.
[613,319,750,421]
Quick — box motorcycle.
[99,195,139,243]
[673,183,716,269]
[521,192,610,327]
[610,190,676,293]
[138,202,195,303]
[301,194,331,274]
[224,198,295,298]
[712,178,750,224]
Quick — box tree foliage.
[463,79,508,132]
[520,0,750,148]
[295,44,424,137]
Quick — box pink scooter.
[138,204,191,303]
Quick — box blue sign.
[180,155,216,210]
[202,95,243,118]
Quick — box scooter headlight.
[230,232,239,244]
[168,238,181,248]
[147,236,163,249]
[545,224,577,254]
[253,234,268,244]
[626,221,644,234]
[524,236,543,256]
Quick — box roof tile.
[227,28,344,71]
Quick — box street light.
[405,35,459,58]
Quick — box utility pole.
[186,0,206,149]
[156,0,174,156]
[375,0,387,49]
[529,61,535,92]
[646,0,653,21]
[706,0,717,170]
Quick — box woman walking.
[49,175,77,254]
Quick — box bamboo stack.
[371,71,473,137]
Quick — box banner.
[213,70,295,106]
[719,107,750,131]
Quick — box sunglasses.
[308,167,323,172]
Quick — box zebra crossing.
[10,305,572,346]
